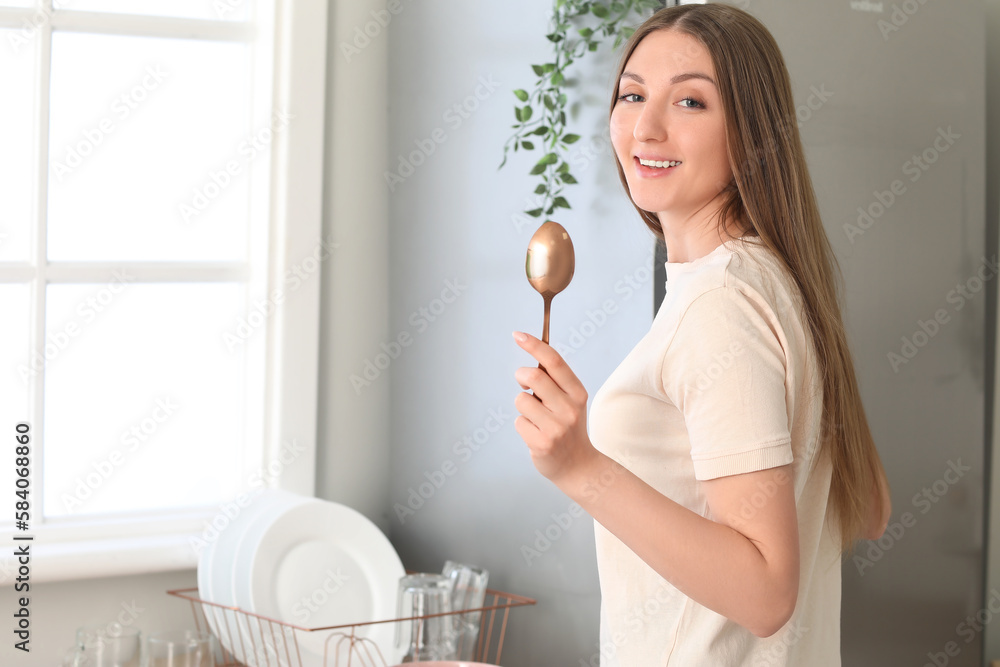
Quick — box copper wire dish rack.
[167,587,536,667]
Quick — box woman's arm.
[513,331,800,638]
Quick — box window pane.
[52,0,252,22]
[0,29,36,262]
[47,32,255,262]
[0,284,31,528]
[43,282,253,518]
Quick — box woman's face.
[610,29,732,220]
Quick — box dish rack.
[166,587,536,667]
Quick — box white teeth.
[639,158,681,168]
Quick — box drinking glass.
[395,573,456,662]
[145,630,213,667]
[66,625,141,667]
[442,561,489,660]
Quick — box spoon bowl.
[525,221,575,345]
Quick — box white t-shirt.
[588,235,841,666]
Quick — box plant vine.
[499,0,663,219]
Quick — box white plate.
[245,501,406,667]
[200,489,308,663]
[223,492,315,665]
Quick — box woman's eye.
[678,97,705,109]
[617,93,643,103]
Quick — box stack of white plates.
[196,489,406,667]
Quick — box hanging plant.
[499,0,664,219]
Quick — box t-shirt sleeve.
[660,286,793,480]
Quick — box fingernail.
[512,331,528,343]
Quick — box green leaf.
[553,196,571,209]
[534,183,547,195]
[592,4,609,18]
[552,71,565,86]
[578,27,594,39]
[546,32,563,43]
[513,89,529,102]
[532,64,545,77]
[543,94,555,111]
[542,63,557,73]
[532,126,550,136]
[560,173,578,184]
[521,140,535,150]
[562,133,581,144]
[514,107,523,122]
[559,111,567,125]
[558,93,568,106]
[589,41,599,52]
[611,1,626,12]
[529,163,547,176]
[621,26,635,39]
[540,152,559,165]
[521,105,533,121]
[557,161,570,173]
[527,208,544,217]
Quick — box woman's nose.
[633,103,667,143]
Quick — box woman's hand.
[512,330,599,487]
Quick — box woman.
[512,4,892,665]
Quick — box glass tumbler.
[442,561,489,660]
[66,625,142,667]
[145,630,214,667]
[395,573,456,662]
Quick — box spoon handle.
[539,296,553,374]
[541,296,552,345]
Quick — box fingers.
[512,331,588,404]
[514,391,551,429]
[513,365,563,408]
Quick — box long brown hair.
[609,3,887,555]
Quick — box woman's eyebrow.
[620,70,717,88]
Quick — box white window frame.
[0,0,327,583]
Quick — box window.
[0,0,326,581]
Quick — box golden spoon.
[525,221,575,355]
